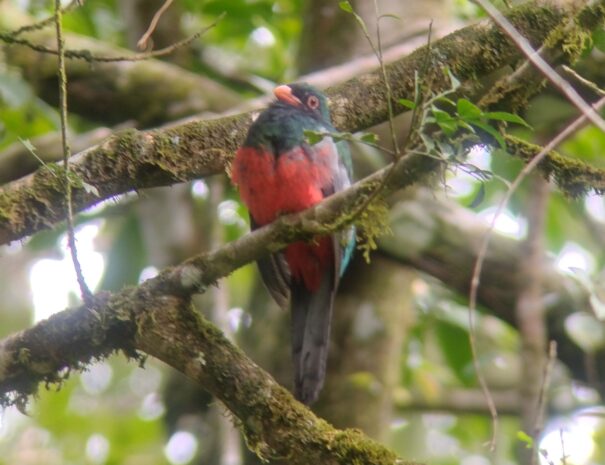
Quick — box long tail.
[290,270,336,405]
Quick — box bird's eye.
[307,95,320,110]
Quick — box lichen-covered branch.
[0,125,120,184]
[3,1,605,246]
[0,295,417,465]
[0,26,453,185]
[0,154,432,463]
[506,134,605,196]
[0,148,429,397]
[0,115,251,245]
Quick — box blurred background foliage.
[1,0,605,465]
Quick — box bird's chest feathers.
[234,139,337,226]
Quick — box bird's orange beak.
[274,85,302,107]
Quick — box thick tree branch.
[0,161,600,461]
[0,154,433,463]
[2,1,605,246]
[0,149,430,398]
[505,135,605,197]
[0,125,128,184]
[0,295,417,465]
[0,24,457,184]
[1,165,601,408]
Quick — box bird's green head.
[273,83,331,123]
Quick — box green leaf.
[457,120,476,133]
[432,108,453,122]
[437,121,458,136]
[436,96,456,107]
[446,68,461,90]
[432,108,458,136]
[473,121,505,149]
[304,129,324,145]
[594,29,605,52]
[360,132,379,144]
[457,98,483,121]
[339,1,353,13]
[484,111,532,128]
[517,431,534,448]
[398,98,416,110]
[434,320,474,385]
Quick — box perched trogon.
[231,83,355,404]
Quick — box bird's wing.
[302,135,355,281]
[250,216,291,309]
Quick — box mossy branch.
[505,134,605,196]
[2,0,605,246]
[0,151,430,396]
[0,153,432,464]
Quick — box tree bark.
[3,1,605,244]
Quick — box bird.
[231,83,355,404]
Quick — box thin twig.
[342,4,433,225]
[137,0,175,50]
[472,0,605,133]
[54,0,92,306]
[373,0,400,161]
[478,43,549,108]
[467,307,499,449]
[1,13,224,63]
[532,341,557,463]
[9,0,81,37]
[559,428,569,465]
[468,95,605,450]
[561,65,605,97]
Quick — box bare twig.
[532,341,558,463]
[340,2,434,227]
[373,0,400,161]
[468,95,605,450]
[54,0,92,305]
[396,388,521,415]
[472,0,605,133]
[467,303,500,449]
[561,65,605,97]
[137,0,175,50]
[0,13,224,63]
